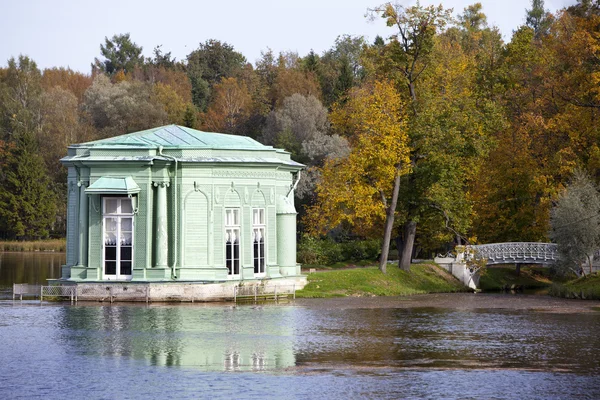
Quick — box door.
[103,197,134,280]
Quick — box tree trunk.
[398,220,416,271]
[379,170,402,274]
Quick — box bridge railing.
[468,242,558,265]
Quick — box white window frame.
[252,208,266,276]
[102,197,134,281]
[225,208,241,277]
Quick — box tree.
[93,33,144,75]
[261,93,329,155]
[567,0,600,18]
[0,129,56,239]
[269,53,321,107]
[368,2,459,270]
[203,77,251,133]
[318,35,367,106]
[367,2,453,104]
[0,56,43,142]
[186,39,247,111]
[525,0,553,38]
[82,75,167,138]
[152,82,189,125]
[550,171,600,276]
[458,2,487,31]
[149,45,176,69]
[41,67,92,102]
[307,80,411,273]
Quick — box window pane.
[120,261,132,275]
[234,242,239,260]
[121,232,132,246]
[105,199,118,214]
[259,209,265,224]
[233,209,239,225]
[105,261,116,275]
[105,246,116,261]
[260,242,265,271]
[226,243,232,274]
[104,232,117,246]
[121,218,132,232]
[121,246,132,261]
[120,199,133,214]
[105,217,117,232]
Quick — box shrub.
[297,236,381,265]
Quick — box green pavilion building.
[60,125,304,287]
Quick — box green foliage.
[186,39,246,111]
[478,266,554,291]
[550,171,600,276]
[0,130,56,239]
[297,263,466,298]
[549,273,600,300]
[297,236,381,266]
[93,33,144,75]
[526,0,553,37]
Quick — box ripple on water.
[1,294,600,399]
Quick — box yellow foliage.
[306,80,410,236]
[152,83,188,125]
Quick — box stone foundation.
[47,276,307,303]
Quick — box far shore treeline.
[1,1,599,271]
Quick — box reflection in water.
[0,252,64,296]
[2,294,600,398]
[58,304,297,371]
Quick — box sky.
[1,0,576,74]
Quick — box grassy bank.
[297,263,467,298]
[0,239,66,252]
[549,273,600,300]
[478,266,555,291]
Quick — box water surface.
[1,295,599,399]
[2,253,600,399]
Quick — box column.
[154,181,170,268]
[77,180,89,267]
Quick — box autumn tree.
[203,77,251,134]
[93,33,144,75]
[473,7,600,243]
[41,67,92,102]
[186,40,246,111]
[82,75,168,138]
[307,80,410,273]
[368,2,458,270]
[151,82,189,125]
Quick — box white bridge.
[469,242,558,266]
[434,242,558,290]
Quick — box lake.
[1,253,600,399]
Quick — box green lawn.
[549,273,600,300]
[297,263,468,298]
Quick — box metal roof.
[85,176,141,195]
[75,125,271,150]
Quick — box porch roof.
[85,176,141,195]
